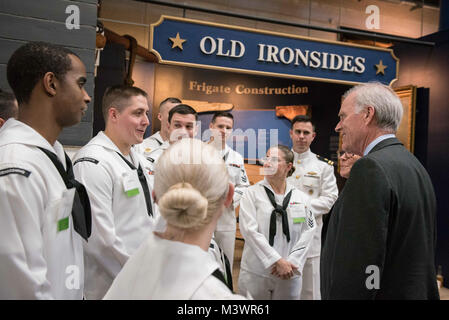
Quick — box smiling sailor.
[104,139,246,300]
[238,145,316,300]
[73,85,158,299]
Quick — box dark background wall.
[153,64,350,160]
[93,43,126,136]
[0,0,97,146]
[394,29,449,287]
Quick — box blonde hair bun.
[154,139,230,230]
[157,182,209,229]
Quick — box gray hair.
[343,82,403,133]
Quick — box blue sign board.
[151,16,398,85]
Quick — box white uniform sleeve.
[0,166,53,299]
[239,188,282,269]
[310,164,338,217]
[73,161,129,278]
[233,160,250,208]
[287,205,316,274]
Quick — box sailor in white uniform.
[238,146,316,300]
[141,103,198,189]
[0,42,91,299]
[207,111,249,269]
[287,115,338,300]
[73,86,157,299]
[104,139,246,300]
[135,97,180,158]
[144,107,239,289]
[140,142,168,189]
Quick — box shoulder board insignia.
[0,167,32,178]
[146,157,155,163]
[307,171,317,175]
[144,148,152,153]
[316,155,334,166]
[229,163,241,168]
[74,157,99,165]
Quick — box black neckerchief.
[38,147,92,241]
[116,152,153,217]
[263,186,292,246]
[222,151,229,162]
[212,269,232,291]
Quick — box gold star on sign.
[169,32,186,50]
[375,60,387,75]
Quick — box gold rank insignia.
[296,175,300,179]
[307,171,317,175]
[297,160,301,164]
[317,154,334,166]
[145,148,152,153]
[308,189,314,195]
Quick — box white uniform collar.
[124,232,220,299]
[88,131,127,154]
[160,140,170,150]
[89,131,140,165]
[292,148,313,160]
[261,178,294,196]
[152,131,164,145]
[221,143,231,158]
[0,118,66,165]
[203,139,229,157]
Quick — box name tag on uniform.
[123,173,140,197]
[58,216,69,231]
[293,217,306,224]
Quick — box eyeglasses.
[337,150,354,158]
[260,156,287,164]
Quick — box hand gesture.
[270,258,298,280]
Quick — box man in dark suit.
[321,82,439,300]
